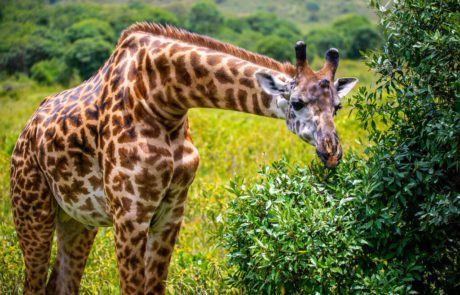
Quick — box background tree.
[306,28,346,57]
[256,36,293,62]
[64,37,113,80]
[305,2,320,22]
[65,19,115,43]
[187,1,223,35]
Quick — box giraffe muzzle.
[315,133,342,168]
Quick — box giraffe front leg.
[110,186,168,294]
[144,188,189,294]
[105,141,174,294]
[112,214,151,294]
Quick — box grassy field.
[0,59,373,294]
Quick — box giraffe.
[10,23,358,294]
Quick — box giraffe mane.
[119,22,296,77]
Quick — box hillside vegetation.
[0,0,381,83]
[60,0,377,30]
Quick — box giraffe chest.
[45,145,200,228]
[47,153,113,227]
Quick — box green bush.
[30,59,70,85]
[346,26,382,59]
[187,1,223,35]
[256,36,293,63]
[0,22,62,74]
[65,19,114,43]
[306,28,346,56]
[224,0,460,293]
[306,13,382,59]
[64,37,113,80]
[224,159,364,293]
[104,4,180,36]
[49,3,102,30]
[243,12,300,43]
[332,13,372,37]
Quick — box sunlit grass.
[0,60,373,293]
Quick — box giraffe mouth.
[316,143,342,168]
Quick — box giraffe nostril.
[316,149,328,163]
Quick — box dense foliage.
[0,0,381,85]
[224,0,460,293]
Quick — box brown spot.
[157,246,171,257]
[173,54,192,86]
[115,49,127,65]
[119,147,141,170]
[134,74,147,99]
[88,175,102,190]
[69,130,95,156]
[172,206,185,218]
[137,48,146,67]
[128,62,138,82]
[238,89,249,112]
[244,66,257,77]
[135,169,160,201]
[239,77,255,88]
[79,198,95,211]
[215,68,234,84]
[260,92,271,108]
[229,66,238,76]
[85,107,99,120]
[144,54,157,90]
[190,51,209,79]
[118,127,137,144]
[225,89,237,110]
[155,53,171,85]
[113,172,135,195]
[135,201,156,223]
[139,36,150,47]
[252,93,262,114]
[153,283,165,293]
[206,54,222,66]
[69,151,93,177]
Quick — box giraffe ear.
[334,77,358,98]
[256,72,289,97]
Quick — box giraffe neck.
[107,32,292,129]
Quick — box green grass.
[0,60,373,293]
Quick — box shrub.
[306,28,346,57]
[49,3,102,30]
[224,0,460,293]
[65,19,114,43]
[352,0,460,291]
[306,13,382,59]
[224,159,364,293]
[187,1,223,35]
[64,37,113,80]
[30,59,70,85]
[243,12,300,42]
[346,26,382,59]
[0,22,64,75]
[256,36,293,63]
[105,4,180,36]
[332,13,372,37]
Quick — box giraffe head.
[256,41,358,168]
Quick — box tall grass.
[0,59,372,293]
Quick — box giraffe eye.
[291,100,305,111]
